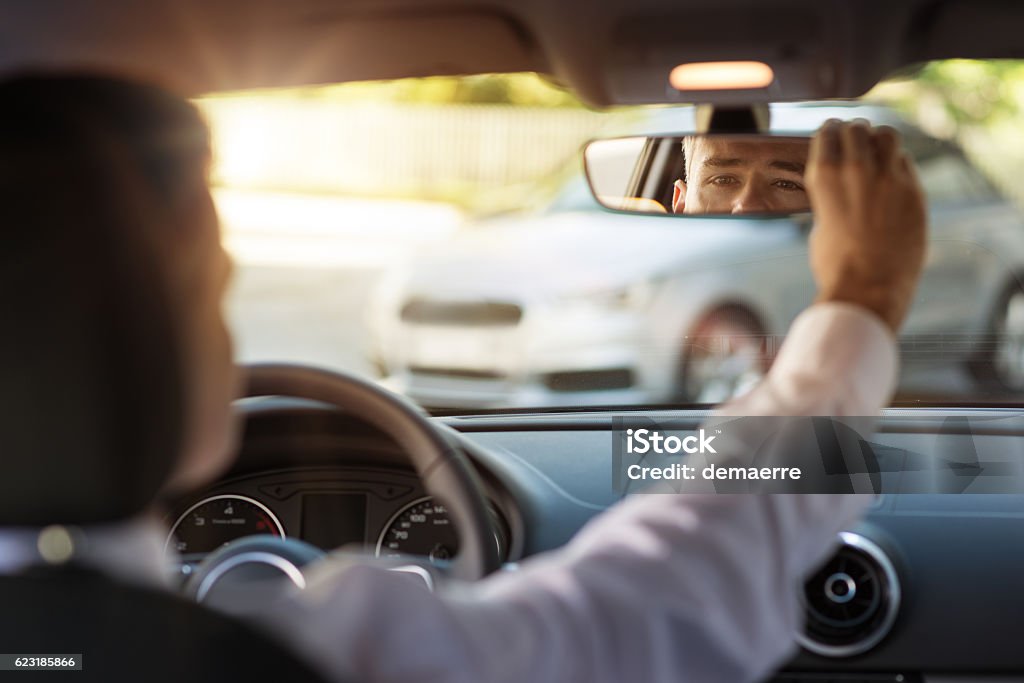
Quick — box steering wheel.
[185,364,501,603]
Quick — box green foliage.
[872,59,1024,136]
[917,61,1024,126]
[273,73,587,108]
[391,73,585,107]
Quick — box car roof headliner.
[0,0,1020,105]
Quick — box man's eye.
[772,179,805,191]
[709,176,738,186]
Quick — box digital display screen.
[301,494,367,549]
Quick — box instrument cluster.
[165,467,509,568]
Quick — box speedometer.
[376,497,458,562]
[165,494,284,557]
[375,496,506,563]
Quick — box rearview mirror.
[583,134,811,216]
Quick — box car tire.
[968,279,1024,393]
[676,305,771,404]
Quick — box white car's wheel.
[677,307,770,404]
[972,285,1024,393]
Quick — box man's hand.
[805,120,927,333]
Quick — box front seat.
[0,563,334,682]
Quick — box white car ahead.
[369,103,1024,408]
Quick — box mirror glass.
[584,134,811,216]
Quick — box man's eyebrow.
[701,157,745,169]
[770,160,806,174]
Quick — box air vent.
[798,532,901,658]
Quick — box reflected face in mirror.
[672,137,810,215]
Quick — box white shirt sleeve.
[722,301,898,418]
[261,302,898,683]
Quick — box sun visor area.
[603,8,839,105]
[920,1,1024,61]
[0,1,544,95]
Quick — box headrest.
[0,75,188,525]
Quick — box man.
[672,135,811,214]
[0,74,924,683]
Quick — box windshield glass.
[201,61,1024,412]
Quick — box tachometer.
[165,494,284,557]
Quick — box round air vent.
[798,531,901,658]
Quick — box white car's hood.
[395,210,793,302]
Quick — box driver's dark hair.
[0,73,211,526]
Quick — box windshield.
[203,61,1024,412]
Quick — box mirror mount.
[695,103,770,134]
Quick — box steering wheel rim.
[243,363,501,580]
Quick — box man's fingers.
[840,121,873,169]
[811,119,842,167]
[870,125,900,171]
[899,152,924,192]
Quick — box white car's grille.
[400,299,523,326]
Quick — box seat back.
[0,565,334,683]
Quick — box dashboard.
[171,400,1024,681]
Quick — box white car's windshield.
[206,60,1024,412]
